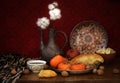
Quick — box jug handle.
[56,31,68,50]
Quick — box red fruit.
[66,49,80,58]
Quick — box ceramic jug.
[40,28,67,63]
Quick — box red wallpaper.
[0,0,120,58]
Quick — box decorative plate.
[70,21,108,54]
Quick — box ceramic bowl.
[27,60,46,73]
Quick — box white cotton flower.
[48,2,58,10]
[52,2,58,7]
[49,8,61,20]
[36,17,50,29]
[50,14,61,20]
[48,4,55,10]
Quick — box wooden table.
[17,57,120,83]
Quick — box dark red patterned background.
[0,0,120,58]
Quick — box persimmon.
[70,63,86,70]
[50,54,68,68]
[57,61,70,70]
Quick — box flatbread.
[38,70,57,78]
[70,54,104,65]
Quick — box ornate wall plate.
[70,21,108,54]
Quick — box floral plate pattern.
[70,21,108,54]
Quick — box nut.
[93,68,97,74]
[113,68,120,74]
[61,71,69,77]
[99,66,105,70]
[23,68,30,74]
[86,65,91,69]
[97,69,104,75]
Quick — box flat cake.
[70,54,104,65]
[38,70,57,78]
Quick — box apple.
[66,48,80,58]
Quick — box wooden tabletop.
[17,57,120,83]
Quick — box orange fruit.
[70,63,86,70]
[57,61,70,70]
[50,54,68,68]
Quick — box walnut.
[61,71,69,77]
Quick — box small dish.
[27,60,46,73]
[96,53,116,63]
